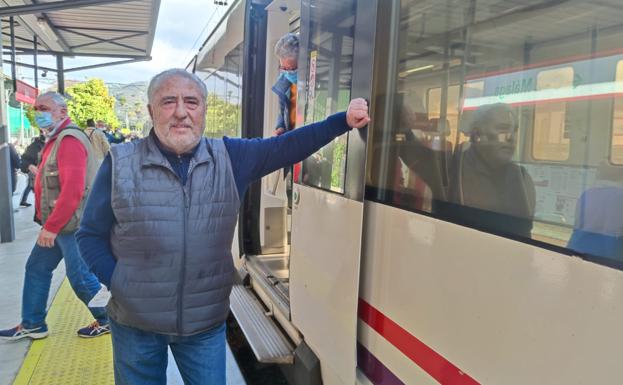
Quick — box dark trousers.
[20,176,33,204]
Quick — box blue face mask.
[282,69,297,84]
[35,111,54,128]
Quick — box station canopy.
[0,0,161,60]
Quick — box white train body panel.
[290,185,364,385]
[358,201,623,384]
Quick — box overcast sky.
[5,0,228,87]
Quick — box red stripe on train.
[358,299,480,385]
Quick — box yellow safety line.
[13,279,114,385]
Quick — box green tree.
[66,78,120,129]
[205,93,240,138]
[25,104,36,127]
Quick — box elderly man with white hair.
[0,91,109,341]
[76,68,370,384]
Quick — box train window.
[611,61,623,165]
[299,0,355,193]
[199,43,243,138]
[366,0,623,268]
[532,67,573,161]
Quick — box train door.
[287,1,376,384]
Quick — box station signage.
[15,80,38,105]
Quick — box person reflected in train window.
[76,68,370,385]
[394,93,437,209]
[377,92,448,209]
[567,162,623,262]
[447,103,536,238]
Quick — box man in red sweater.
[0,92,109,341]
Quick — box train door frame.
[286,0,377,384]
[240,0,272,257]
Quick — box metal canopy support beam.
[0,19,16,243]
[0,0,137,18]
[34,35,38,89]
[35,12,72,53]
[57,27,146,53]
[9,17,17,92]
[2,31,36,45]
[64,57,149,72]
[58,26,150,34]
[70,31,147,50]
[9,47,151,59]
[2,60,55,72]
[56,55,64,94]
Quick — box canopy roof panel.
[1,0,161,58]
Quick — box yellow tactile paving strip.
[13,280,114,385]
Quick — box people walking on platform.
[19,133,46,208]
[76,68,369,385]
[0,92,109,341]
[84,118,111,163]
[7,142,20,195]
[98,120,125,144]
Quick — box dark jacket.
[272,75,295,132]
[20,136,45,174]
[7,144,19,193]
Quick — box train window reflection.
[533,67,573,161]
[612,61,623,165]
[366,0,623,267]
[198,43,243,138]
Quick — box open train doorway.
[244,0,301,321]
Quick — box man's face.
[279,57,297,71]
[34,95,67,124]
[474,107,517,165]
[148,76,206,154]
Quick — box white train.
[188,1,623,384]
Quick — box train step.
[230,284,295,364]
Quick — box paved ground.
[0,174,246,385]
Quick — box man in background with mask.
[272,33,299,136]
[0,92,109,341]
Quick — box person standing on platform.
[84,118,111,164]
[8,142,20,195]
[99,120,125,144]
[76,68,369,385]
[19,133,46,207]
[0,92,109,341]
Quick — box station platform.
[0,175,247,385]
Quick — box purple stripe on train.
[357,343,405,385]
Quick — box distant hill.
[106,81,150,133]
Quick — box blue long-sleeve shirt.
[76,112,350,288]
